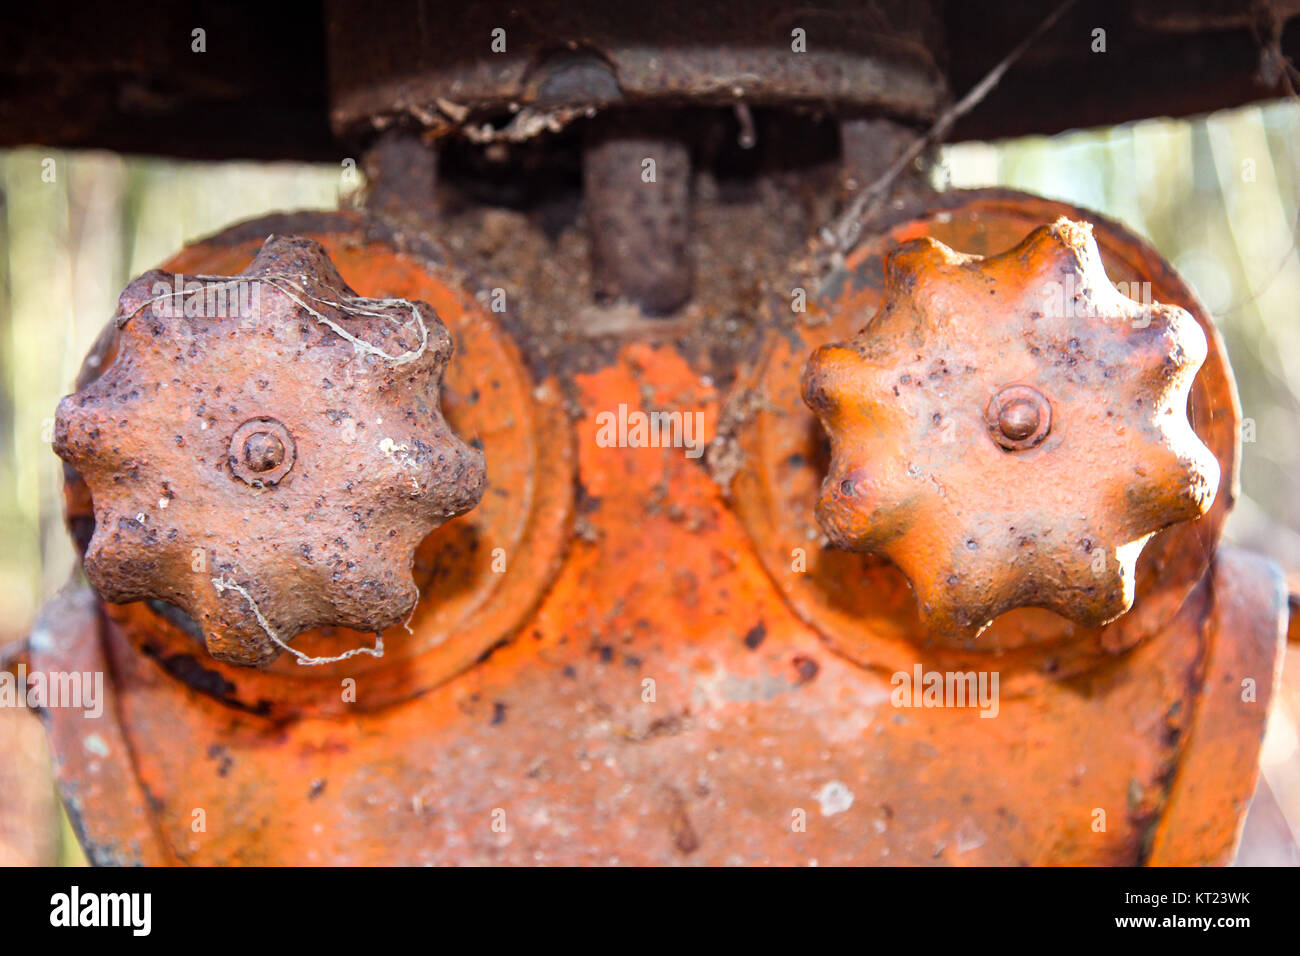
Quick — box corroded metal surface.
[801,219,1219,639]
[7,3,1300,159]
[33,200,1285,866]
[327,0,945,140]
[729,191,1239,687]
[55,214,576,716]
[1148,546,1288,865]
[584,115,694,315]
[53,237,486,667]
[33,339,1280,866]
[29,584,169,866]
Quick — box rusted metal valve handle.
[801,219,1219,640]
[54,236,486,666]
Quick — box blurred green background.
[1,99,1297,864]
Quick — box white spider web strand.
[211,575,385,666]
[121,272,430,366]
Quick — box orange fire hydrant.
[28,192,1287,865]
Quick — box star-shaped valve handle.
[801,219,1220,641]
[54,236,486,666]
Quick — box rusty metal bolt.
[241,430,284,471]
[53,236,486,667]
[801,218,1220,640]
[229,417,295,485]
[985,384,1051,450]
[584,113,693,316]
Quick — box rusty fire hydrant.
[24,188,1286,865]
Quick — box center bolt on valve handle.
[53,236,486,666]
[801,218,1220,640]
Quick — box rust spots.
[801,219,1220,640]
[53,236,486,666]
[791,654,820,684]
[663,786,700,856]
